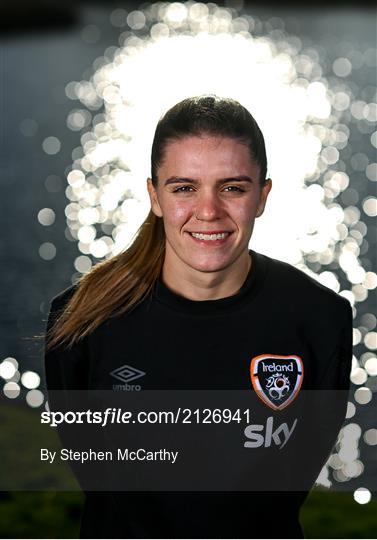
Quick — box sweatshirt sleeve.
[317,297,353,392]
[289,298,354,491]
[316,298,354,467]
[44,287,92,491]
[44,286,90,393]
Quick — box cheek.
[162,199,192,227]
[229,199,258,225]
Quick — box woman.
[45,95,352,538]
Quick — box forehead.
[159,135,259,178]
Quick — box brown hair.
[45,94,268,351]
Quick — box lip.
[186,231,233,245]
[187,230,232,234]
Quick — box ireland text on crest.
[250,354,304,411]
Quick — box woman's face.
[147,135,272,275]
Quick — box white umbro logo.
[110,364,146,391]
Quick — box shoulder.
[49,284,78,313]
[259,251,352,321]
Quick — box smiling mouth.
[187,231,233,241]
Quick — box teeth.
[190,232,229,240]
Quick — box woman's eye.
[224,186,244,192]
[173,186,194,192]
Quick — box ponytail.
[45,210,165,351]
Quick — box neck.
[161,250,252,301]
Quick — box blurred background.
[1,0,376,537]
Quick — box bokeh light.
[363,429,377,446]
[0,359,17,380]
[3,381,20,399]
[353,487,372,504]
[38,208,55,226]
[26,389,44,408]
[42,136,61,155]
[39,242,57,260]
[21,371,41,389]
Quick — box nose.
[194,190,225,221]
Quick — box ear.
[256,178,272,218]
[147,177,163,218]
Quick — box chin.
[184,254,232,273]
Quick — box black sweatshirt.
[44,249,353,539]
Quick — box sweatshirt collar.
[153,249,266,316]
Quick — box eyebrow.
[163,175,254,186]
